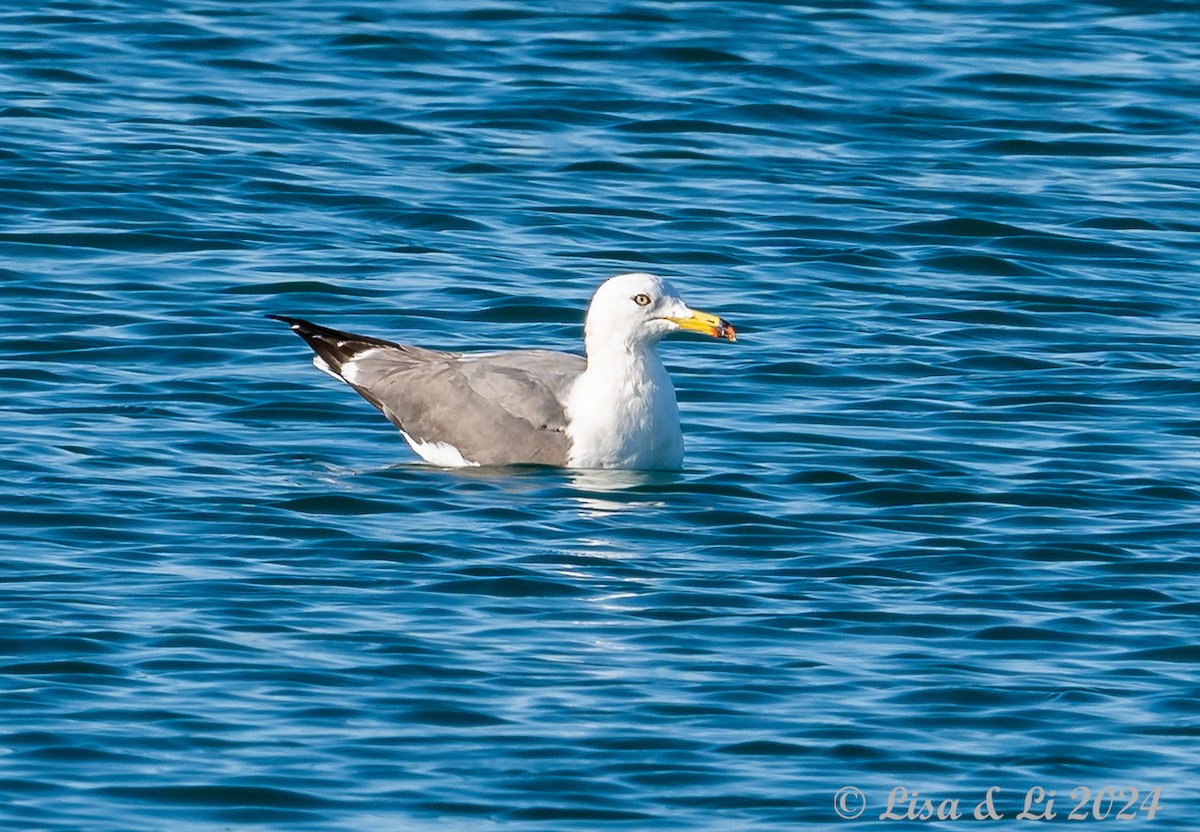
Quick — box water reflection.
[365,460,671,516]
[566,468,674,515]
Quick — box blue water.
[3,1,1200,829]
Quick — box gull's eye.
[633,293,652,307]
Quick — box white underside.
[400,430,479,467]
[312,354,340,380]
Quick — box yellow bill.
[663,309,737,342]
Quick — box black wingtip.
[266,314,308,329]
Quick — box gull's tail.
[266,315,400,383]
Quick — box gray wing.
[349,347,584,466]
[270,316,584,466]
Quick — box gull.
[269,272,735,469]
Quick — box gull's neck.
[583,330,661,376]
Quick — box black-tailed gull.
[269,272,735,469]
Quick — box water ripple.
[1,0,1199,829]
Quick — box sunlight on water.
[1,0,1199,829]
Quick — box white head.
[583,272,736,357]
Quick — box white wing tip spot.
[340,348,382,385]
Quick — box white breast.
[564,358,684,470]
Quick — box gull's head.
[584,272,736,353]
